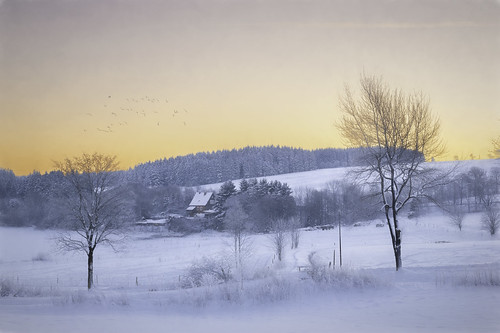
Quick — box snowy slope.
[197,159,498,193]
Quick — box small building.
[186,192,216,217]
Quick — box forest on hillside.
[0,146,362,228]
[125,146,364,187]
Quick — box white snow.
[1,159,499,333]
[198,159,497,194]
[188,192,214,206]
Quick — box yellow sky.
[1,0,499,176]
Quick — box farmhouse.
[186,191,216,217]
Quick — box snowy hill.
[198,159,498,193]
[126,145,363,187]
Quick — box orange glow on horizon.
[1,1,498,176]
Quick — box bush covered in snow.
[307,252,381,289]
[0,277,47,297]
[437,268,500,287]
[180,256,233,288]
[53,290,129,306]
[455,269,500,287]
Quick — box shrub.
[306,252,380,289]
[249,275,296,303]
[0,277,43,297]
[169,217,204,234]
[437,269,500,287]
[180,256,233,288]
[32,252,50,262]
[53,290,131,306]
[481,206,500,236]
[456,270,500,287]
[0,278,13,297]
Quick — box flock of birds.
[82,95,190,134]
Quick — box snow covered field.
[1,212,499,333]
[1,160,499,333]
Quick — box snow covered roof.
[135,219,167,226]
[189,192,214,207]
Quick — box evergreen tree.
[214,180,237,224]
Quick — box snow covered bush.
[32,252,50,262]
[169,217,205,234]
[248,275,297,303]
[53,290,129,306]
[181,256,233,288]
[455,269,500,287]
[481,206,500,236]
[437,268,500,287]
[0,278,13,297]
[173,274,300,308]
[307,252,380,289]
[0,277,44,297]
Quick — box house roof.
[189,192,214,206]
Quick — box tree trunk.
[338,219,342,267]
[385,208,402,271]
[394,228,402,270]
[234,236,238,268]
[87,248,94,290]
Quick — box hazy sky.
[1,0,499,175]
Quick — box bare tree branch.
[337,74,444,271]
[54,153,127,289]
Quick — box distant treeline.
[124,146,364,187]
[1,147,498,230]
[0,145,363,228]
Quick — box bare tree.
[270,218,288,262]
[444,205,466,231]
[224,197,252,269]
[289,216,301,249]
[338,74,445,270]
[491,135,500,159]
[482,205,500,236]
[54,153,126,289]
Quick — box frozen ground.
[1,159,499,332]
[0,211,499,333]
